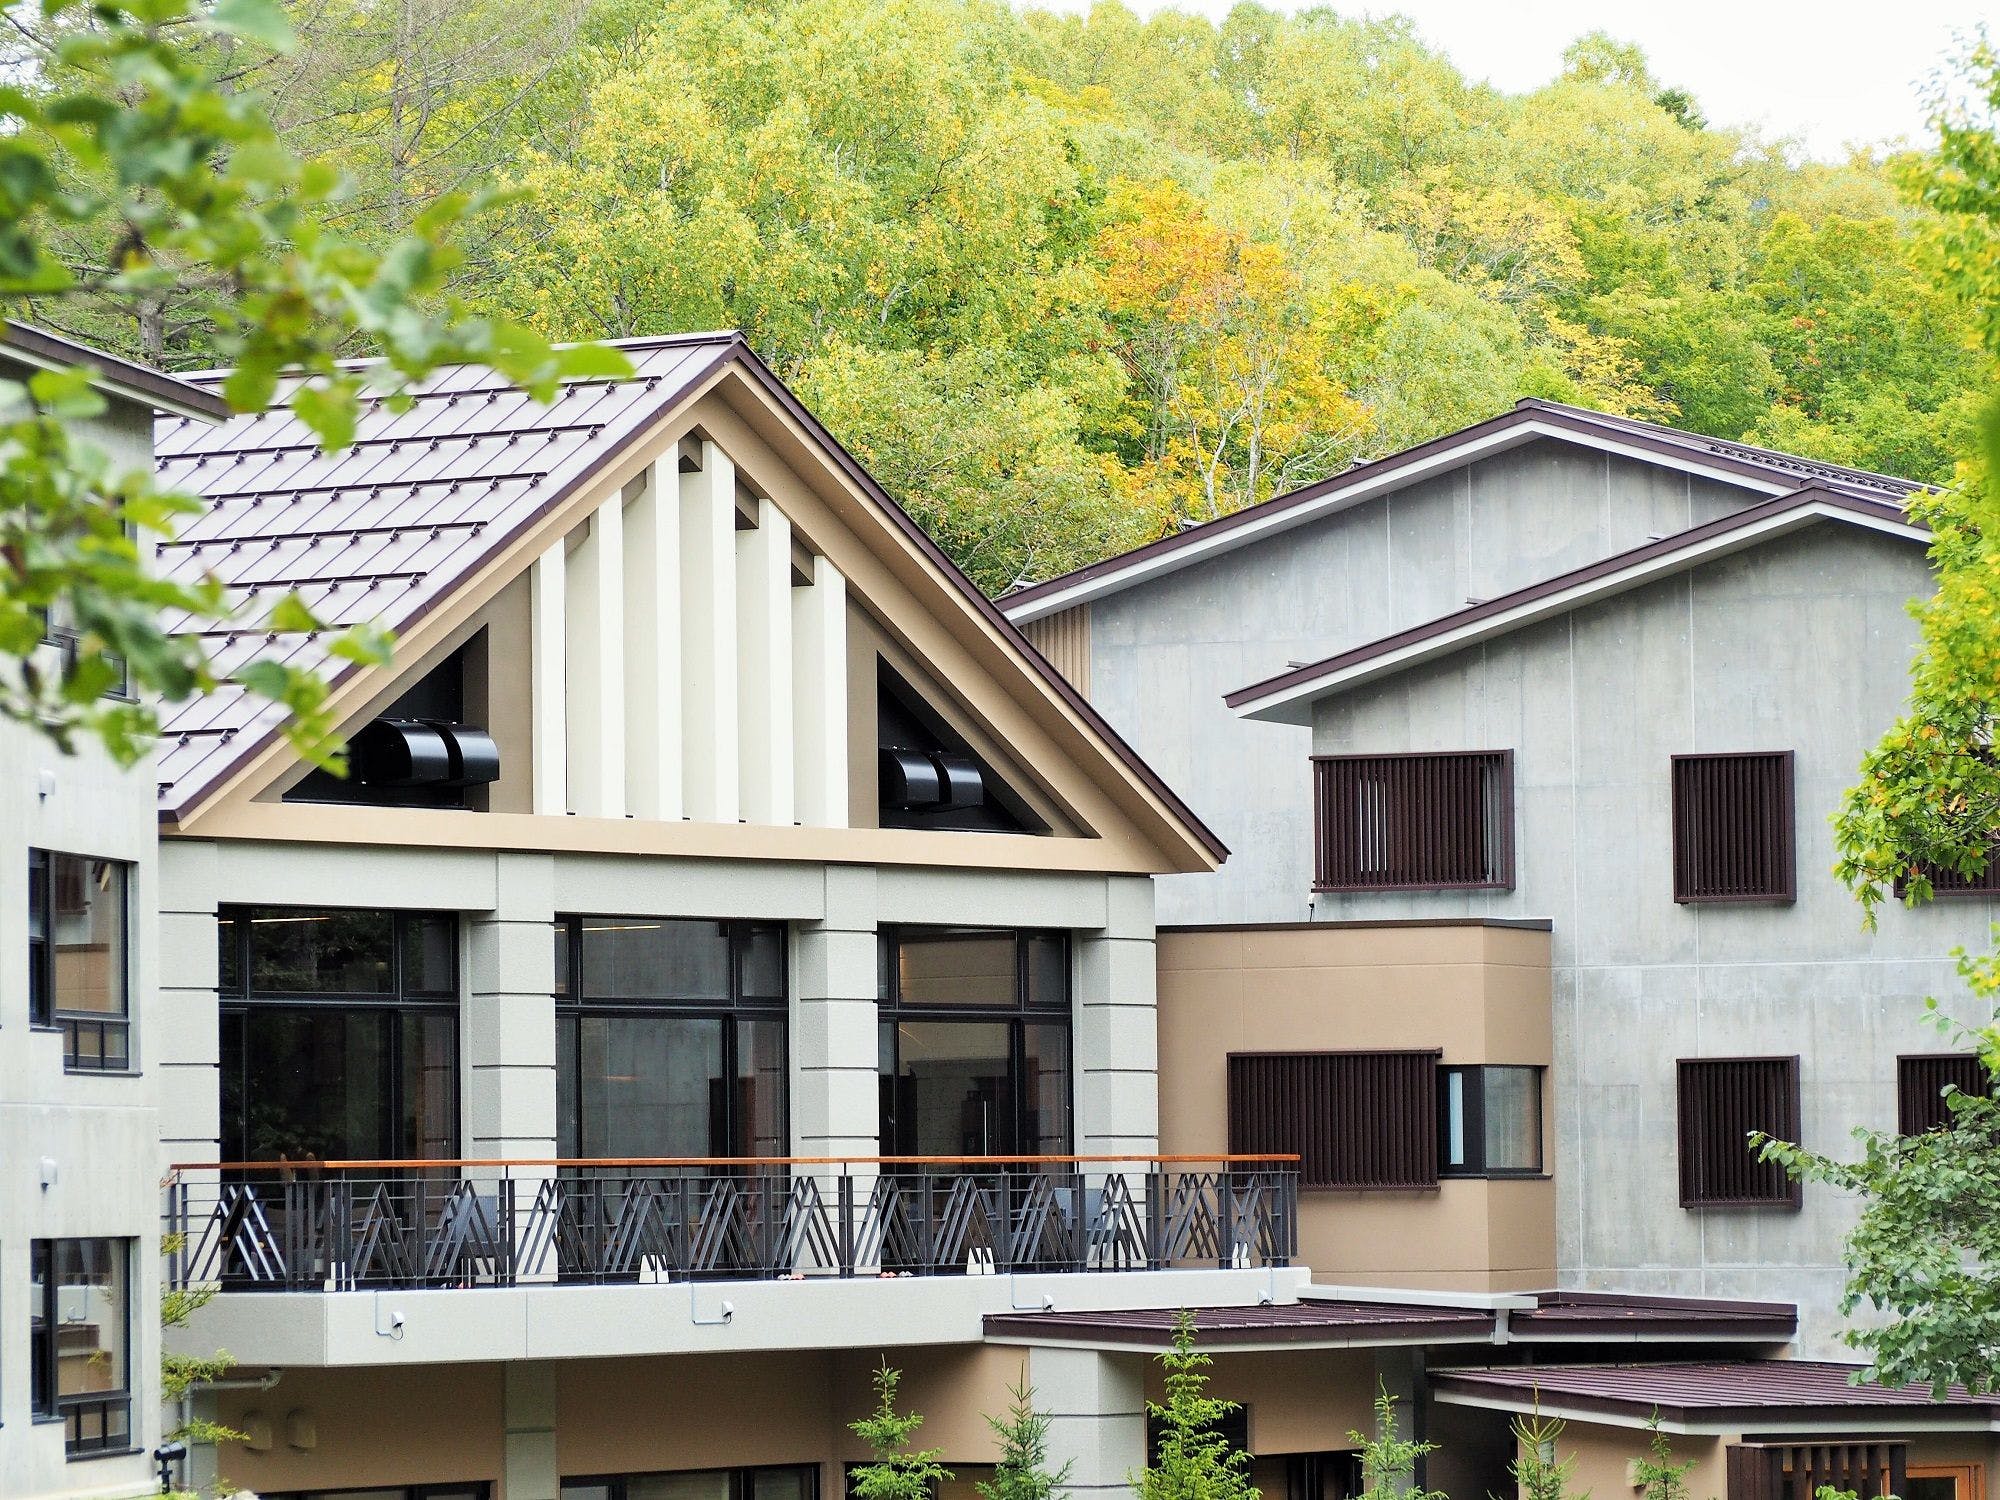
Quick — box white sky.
[1037,0,1991,160]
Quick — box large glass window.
[218,909,459,1162]
[878,927,1072,1157]
[556,918,787,1158]
[567,1465,816,1500]
[28,850,132,1071]
[1438,1065,1544,1177]
[30,1238,132,1457]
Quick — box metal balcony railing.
[162,1155,1298,1292]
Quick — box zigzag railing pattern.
[162,1156,1297,1291]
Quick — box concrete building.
[0,326,230,1500]
[1004,403,1999,1500]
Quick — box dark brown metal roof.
[999,398,1923,615]
[1224,485,1924,716]
[984,1299,1499,1348]
[2,320,231,421]
[1431,1362,2000,1425]
[1509,1291,1797,1341]
[153,333,1228,861]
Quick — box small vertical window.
[31,1238,132,1457]
[1312,752,1515,892]
[1676,1056,1801,1208]
[1670,752,1795,903]
[1897,1054,1990,1136]
[1439,1065,1544,1176]
[1227,1051,1439,1189]
[28,850,132,1070]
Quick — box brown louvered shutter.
[1312,752,1514,892]
[1727,1443,1906,1500]
[1895,846,2000,898]
[1676,1057,1801,1207]
[1670,752,1795,903]
[1227,1051,1439,1189]
[1897,1053,1990,1136]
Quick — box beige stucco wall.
[1158,921,1556,1289]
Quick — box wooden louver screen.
[1312,751,1514,892]
[1897,1053,1989,1136]
[1671,752,1795,903]
[1676,1056,1801,1208]
[1897,846,2000,898]
[1726,1443,1905,1500]
[1227,1051,1439,1189]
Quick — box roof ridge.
[173,329,746,385]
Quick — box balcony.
[163,1155,1297,1293]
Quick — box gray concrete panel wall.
[1306,522,1967,1354]
[1083,440,1760,925]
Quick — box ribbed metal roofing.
[985,1299,1499,1347]
[152,334,739,817]
[1431,1361,2000,1418]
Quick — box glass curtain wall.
[217,908,459,1163]
[877,927,1072,1158]
[555,918,788,1159]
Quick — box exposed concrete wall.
[1306,522,1973,1354]
[0,387,168,1500]
[1083,440,1762,926]
[1157,922,1555,1288]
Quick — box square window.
[1670,752,1795,903]
[1312,752,1514,892]
[1676,1057,1801,1207]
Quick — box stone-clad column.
[503,1362,559,1500]
[1072,875,1160,1156]
[156,839,223,1171]
[463,852,559,1160]
[1031,1345,1147,1500]
[791,864,880,1158]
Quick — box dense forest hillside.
[19,0,1991,591]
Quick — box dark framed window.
[1676,1056,1801,1208]
[1439,1065,1543,1177]
[1898,1054,1991,1136]
[30,1238,132,1457]
[878,927,1071,1157]
[1670,752,1795,903]
[556,917,787,1159]
[1227,1051,1439,1189]
[1312,751,1514,892]
[1894,847,2000,899]
[217,908,459,1163]
[28,850,132,1071]
[569,1463,818,1500]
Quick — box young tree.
[1,0,625,767]
[1760,33,2000,1399]
[1508,1411,1588,1500]
[1630,1414,1694,1500]
[979,1375,1073,1500]
[849,1362,952,1500]
[1134,1310,1258,1500]
[1347,1382,1443,1500]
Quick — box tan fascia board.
[701,364,1216,873]
[170,797,1173,874]
[166,356,735,833]
[172,359,1207,875]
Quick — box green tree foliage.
[1348,1382,1443,1500]
[1758,34,2000,1400]
[0,0,625,764]
[1134,1310,1258,1500]
[1508,1411,1588,1500]
[1631,1415,1695,1500]
[28,0,1992,593]
[849,1362,952,1500]
[978,1375,1073,1500]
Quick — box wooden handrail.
[164,1152,1300,1175]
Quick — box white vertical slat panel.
[680,438,739,822]
[564,497,625,818]
[791,553,848,827]
[623,449,683,820]
[529,543,567,814]
[736,494,794,826]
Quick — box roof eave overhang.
[2,321,230,423]
[1429,1386,2000,1436]
[1227,495,1930,726]
[997,408,1854,624]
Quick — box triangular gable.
[1226,487,1930,725]
[1001,400,1925,624]
[158,341,1224,875]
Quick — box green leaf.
[207,0,296,50]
